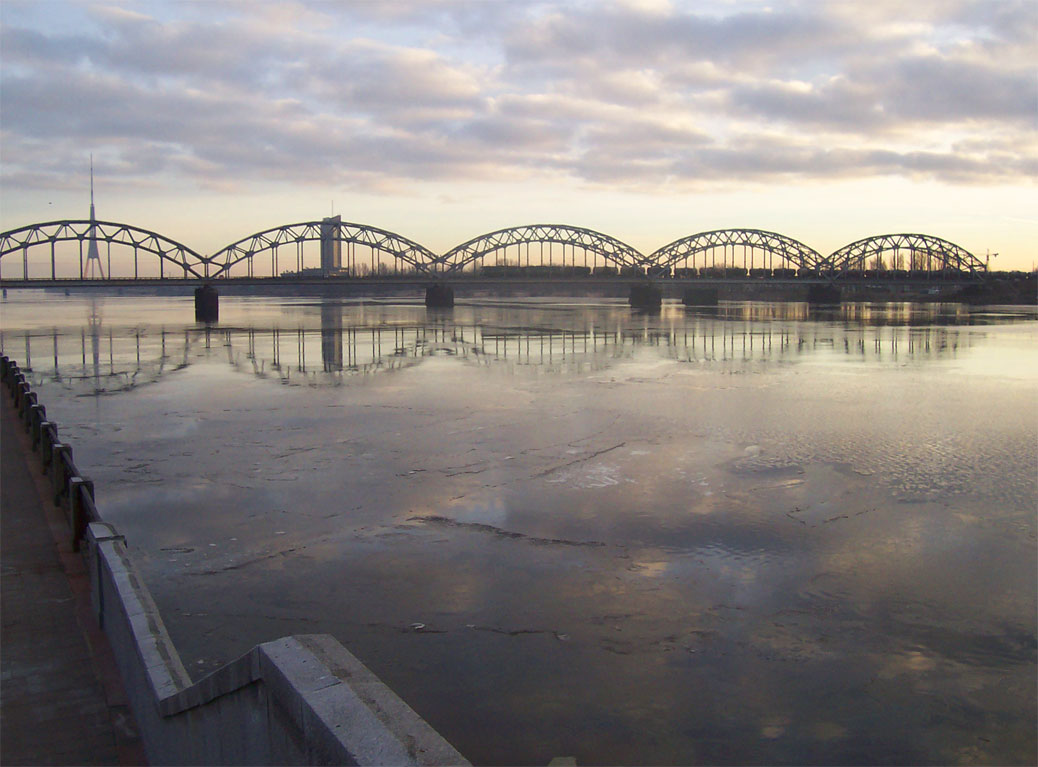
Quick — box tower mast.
[85,155,105,279]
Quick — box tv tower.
[84,155,105,279]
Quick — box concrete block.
[208,650,260,698]
[297,635,470,766]
[303,679,412,766]
[107,571,148,619]
[242,683,272,765]
[87,521,124,543]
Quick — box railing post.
[20,389,37,429]
[69,478,95,551]
[51,443,71,506]
[30,404,46,449]
[14,377,28,408]
[40,424,57,472]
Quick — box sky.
[1,0,1035,269]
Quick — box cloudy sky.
[1,0,1035,268]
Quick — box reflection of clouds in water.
[449,497,509,528]
[3,297,1034,766]
[150,416,202,440]
[878,649,939,677]
[545,462,626,489]
[586,354,682,383]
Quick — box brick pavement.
[1,393,146,766]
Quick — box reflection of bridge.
[1,218,988,284]
[0,302,977,394]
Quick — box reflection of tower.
[88,297,102,390]
[85,157,106,279]
[320,301,344,371]
[320,215,342,276]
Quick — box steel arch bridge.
[440,224,645,273]
[0,220,208,279]
[826,233,986,278]
[207,220,440,278]
[649,229,826,273]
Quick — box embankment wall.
[1,354,468,767]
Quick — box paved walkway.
[1,393,146,766]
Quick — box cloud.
[0,0,1034,198]
[729,77,883,129]
[878,55,1036,123]
[297,39,488,124]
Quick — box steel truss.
[0,220,208,279]
[1,219,989,282]
[440,224,645,273]
[208,221,439,277]
[650,229,825,272]
[826,233,986,277]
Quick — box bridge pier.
[194,284,219,322]
[806,285,842,305]
[425,283,454,308]
[682,287,719,307]
[629,283,662,309]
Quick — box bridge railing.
[0,354,469,767]
[3,360,101,552]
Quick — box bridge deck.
[0,275,982,289]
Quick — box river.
[2,292,1035,766]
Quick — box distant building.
[320,215,342,275]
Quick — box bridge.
[1,217,995,310]
[1,217,988,282]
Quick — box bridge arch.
[826,233,986,278]
[649,229,825,274]
[207,221,439,278]
[0,220,209,280]
[440,224,645,274]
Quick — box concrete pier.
[806,284,842,304]
[194,284,219,322]
[425,283,455,308]
[682,286,719,306]
[628,283,662,309]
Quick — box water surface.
[2,292,1035,765]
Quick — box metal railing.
[2,354,100,550]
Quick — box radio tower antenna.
[84,154,105,279]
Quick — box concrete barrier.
[1,354,470,766]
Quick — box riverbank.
[1,389,145,766]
